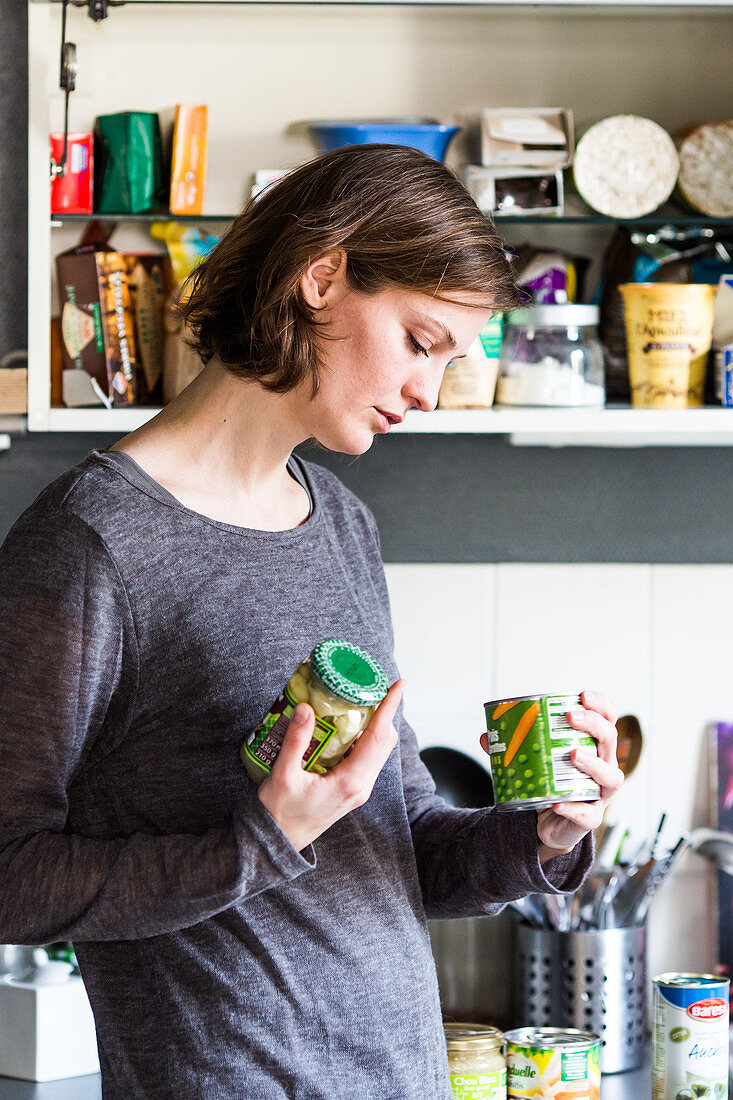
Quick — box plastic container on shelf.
[307,119,460,162]
[495,304,605,408]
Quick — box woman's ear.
[300,249,348,310]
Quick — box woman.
[0,145,622,1098]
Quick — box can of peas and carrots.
[484,693,600,811]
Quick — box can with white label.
[652,973,730,1100]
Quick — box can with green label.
[241,639,388,784]
[484,693,600,811]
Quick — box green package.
[94,111,166,215]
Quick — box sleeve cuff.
[510,811,594,896]
[232,787,317,894]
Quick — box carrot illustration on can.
[484,693,601,811]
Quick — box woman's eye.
[407,333,430,358]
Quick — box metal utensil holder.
[514,923,647,1074]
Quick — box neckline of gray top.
[91,448,320,542]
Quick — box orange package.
[169,105,208,215]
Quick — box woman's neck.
[110,361,313,531]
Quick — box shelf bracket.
[69,1,126,22]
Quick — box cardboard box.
[169,105,208,215]
[123,252,174,402]
[0,368,27,414]
[50,132,94,215]
[465,165,564,217]
[55,245,138,407]
[0,976,99,1081]
[480,108,574,169]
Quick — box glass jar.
[444,1023,507,1100]
[241,638,388,784]
[495,304,605,407]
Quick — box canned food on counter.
[241,639,388,784]
[504,1027,601,1099]
[652,972,730,1100]
[444,1023,506,1100]
[484,693,600,811]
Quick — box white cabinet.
[28,0,733,443]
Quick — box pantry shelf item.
[620,282,716,408]
[677,119,733,218]
[443,1023,506,1099]
[241,639,388,784]
[465,165,563,217]
[495,305,605,408]
[574,116,679,219]
[306,120,459,162]
[504,1027,602,1093]
[479,108,574,170]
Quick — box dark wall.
[1,0,731,564]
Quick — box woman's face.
[294,259,494,455]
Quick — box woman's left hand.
[535,689,624,859]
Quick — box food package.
[465,165,563,216]
[480,108,574,169]
[50,133,93,215]
[713,275,733,404]
[677,120,733,218]
[149,221,220,292]
[573,115,679,218]
[122,252,173,402]
[0,369,27,414]
[169,105,208,216]
[438,316,503,408]
[55,244,138,407]
[94,111,166,215]
[512,246,588,305]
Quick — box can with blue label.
[652,973,730,1100]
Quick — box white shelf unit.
[28,0,733,444]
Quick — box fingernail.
[292,704,311,724]
[574,749,590,763]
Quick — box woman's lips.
[374,408,403,432]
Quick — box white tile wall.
[384,563,732,984]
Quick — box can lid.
[310,639,388,706]
[444,1022,504,1053]
[504,1026,600,1050]
[653,972,730,988]
[506,304,599,327]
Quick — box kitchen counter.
[0,1061,653,1098]
[2,1058,732,1097]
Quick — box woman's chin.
[313,428,376,456]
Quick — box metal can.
[504,1027,601,1099]
[444,1023,506,1099]
[652,973,730,1100]
[483,693,600,811]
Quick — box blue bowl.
[307,120,461,163]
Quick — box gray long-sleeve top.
[0,449,591,1099]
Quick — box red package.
[50,132,94,214]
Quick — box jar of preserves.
[495,304,605,407]
[444,1022,507,1100]
[241,638,389,784]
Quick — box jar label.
[449,1068,506,1099]
[242,683,336,774]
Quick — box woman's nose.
[404,362,443,414]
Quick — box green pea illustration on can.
[484,693,601,811]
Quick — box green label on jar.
[243,683,336,774]
[449,1068,506,1099]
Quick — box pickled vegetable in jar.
[444,1023,507,1100]
[241,638,389,784]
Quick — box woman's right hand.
[257,679,404,852]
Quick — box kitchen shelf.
[43,404,733,446]
[43,0,733,8]
[50,206,733,229]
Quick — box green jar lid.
[310,639,388,706]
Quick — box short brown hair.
[180,144,522,394]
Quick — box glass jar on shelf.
[495,304,605,407]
